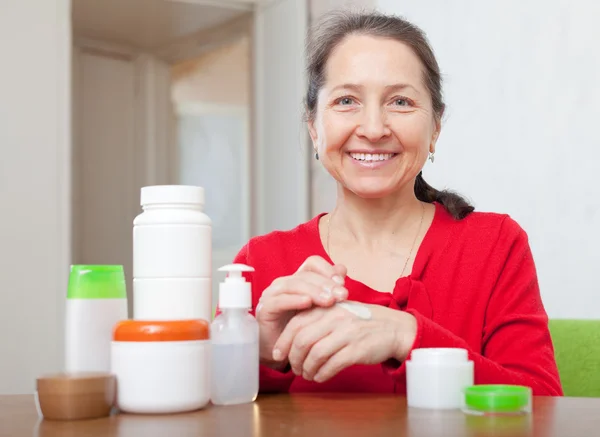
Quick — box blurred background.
[0,0,598,394]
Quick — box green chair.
[548,319,600,397]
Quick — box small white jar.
[111,319,210,414]
[406,348,474,410]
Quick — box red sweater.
[233,202,563,396]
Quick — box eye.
[389,96,416,111]
[336,97,355,105]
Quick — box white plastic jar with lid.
[110,319,211,414]
[133,185,212,322]
[406,348,474,410]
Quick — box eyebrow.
[331,83,420,94]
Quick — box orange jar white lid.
[113,319,209,342]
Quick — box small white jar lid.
[410,348,469,364]
[140,185,204,207]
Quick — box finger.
[264,275,334,306]
[266,273,348,306]
[313,346,355,383]
[288,319,335,377]
[257,293,313,322]
[272,308,324,365]
[301,329,349,381]
[332,263,347,280]
[297,271,348,302]
[298,256,347,286]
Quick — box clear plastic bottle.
[210,263,259,405]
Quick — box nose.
[356,106,391,142]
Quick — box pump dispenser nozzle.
[218,264,255,280]
[217,264,255,309]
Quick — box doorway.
[71,0,253,315]
[171,35,252,305]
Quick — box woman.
[234,10,563,395]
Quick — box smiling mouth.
[348,152,398,162]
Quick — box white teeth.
[350,152,394,162]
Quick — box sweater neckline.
[307,202,447,294]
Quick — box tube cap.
[218,264,255,309]
[140,185,204,206]
[463,385,532,415]
[67,265,126,299]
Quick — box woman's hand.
[256,256,348,370]
[271,303,417,382]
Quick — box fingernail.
[333,287,347,300]
[314,373,323,383]
[272,348,282,361]
[320,288,332,301]
[303,372,312,381]
[332,275,344,285]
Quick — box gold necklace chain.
[326,202,425,277]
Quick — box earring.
[315,151,319,160]
[428,152,435,163]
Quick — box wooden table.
[1,394,599,437]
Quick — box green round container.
[464,385,532,414]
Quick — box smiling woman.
[308,34,439,205]
[229,9,563,397]
[305,12,472,219]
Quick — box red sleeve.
[231,242,296,393]
[384,218,563,396]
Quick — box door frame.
[72,0,310,264]
[153,0,312,237]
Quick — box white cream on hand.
[335,301,372,320]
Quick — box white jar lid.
[409,348,469,364]
[140,185,204,207]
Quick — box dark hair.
[305,10,474,220]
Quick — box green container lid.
[464,385,531,414]
[67,265,127,299]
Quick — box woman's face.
[308,34,441,199]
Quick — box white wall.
[0,0,71,393]
[72,47,138,317]
[254,0,310,234]
[309,0,375,19]
[378,0,600,319]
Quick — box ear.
[307,118,319,147]
[430,118,441,154]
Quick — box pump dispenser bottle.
[210,264,258,405]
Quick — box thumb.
[332,264,347,279]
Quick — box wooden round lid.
[113,319,210,342]
[36,372,114,394]
[36,372,116,420]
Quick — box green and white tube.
[64,265,128,373]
